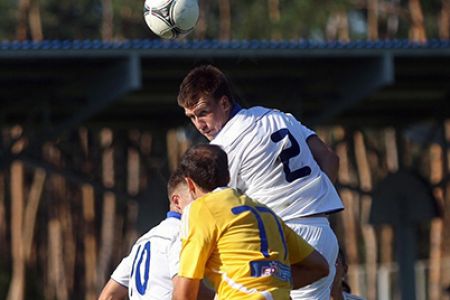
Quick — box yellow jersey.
[178,188,314,300]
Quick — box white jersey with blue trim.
[211,106,343,221]
[110,211,181,300]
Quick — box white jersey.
[110,212,181,300]
[212,106,343,221]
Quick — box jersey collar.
[213,186,229,193]
[229,103,242,119]
[211,103,242,140]
[166,211,181,220]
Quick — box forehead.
[184,97,215,114]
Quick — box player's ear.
[171,194,182,211]
[185,177,196,194]
[219,96,231,113]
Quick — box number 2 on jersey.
[270,128,311,182]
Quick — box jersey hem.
[110,277,129,289]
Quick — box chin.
[203,133,213,140]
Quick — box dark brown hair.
[177,65,235,108]
[179,144,230,192]
[167,168,186,198]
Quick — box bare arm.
[291,249,329,289]
[172,276,214,300]
[172,276,200,300]
[198,281,216,300]
[307,135,339,183]
[98,279,127,300]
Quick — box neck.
[169,203,181,214]
[194,188,208,199]
[220,103,241,131]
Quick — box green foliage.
[0,0,445,40]
[40,0,102,39]
[232,1,271,39]
[112,0,150,39]
[422,0,442,37]
[0,0,18,39]
[278,1,330,39]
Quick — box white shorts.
[286,217,338,300]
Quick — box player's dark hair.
[177,65,235,108]
[167,168,186,198]
[179,144,230,192]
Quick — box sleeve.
[178,202,217,279]
[282,224,314,265]
[168,232,182,279]
[110,252,133,288]
[287,113,316,139]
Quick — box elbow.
[325,152,339,183]
[332,152,339,168]
[319,261,330,280]
[97,291,112,300]
[309,259,329,284]
[316,251,330,280]
[333,153,340,173]
[291,252,330,289]
[327,151,339,173]
[97,294,111,300]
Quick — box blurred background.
[1,0,450,300]
[0,0,448,41]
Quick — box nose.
[193,116,206,130]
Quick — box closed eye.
[197,110,208,117]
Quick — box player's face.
[184,96,231,141]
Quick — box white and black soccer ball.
[144,0,199,39]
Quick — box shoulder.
[212,106,274,145]
[156,217,181,240]
[204,188,241,208]
[187,195,218,220]
[240,106,302,129]
[242,106,273,117]
[184,189,237,221]
[180,199,208,228]
[135,217,180,245]
[180,198,220,240]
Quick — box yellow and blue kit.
[178,188,314,300]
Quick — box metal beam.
[311,54,395,125]
[43,54,142,141]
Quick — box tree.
[439,0,450,38]
[219,0,231,40]
[408,0,427,42]
[368,0,379,40]
[29,0,43,40]
[101,0,113,40]
[268,0,281,39]
[16,0,29,40]
[195,0,209,39]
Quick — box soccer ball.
[144,0,199,39]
